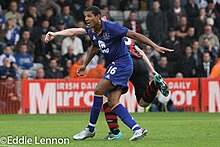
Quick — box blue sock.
[87,95,103,132]
[112,104,141,131]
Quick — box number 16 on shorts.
[107,66,117,75]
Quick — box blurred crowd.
[0,0,220,80]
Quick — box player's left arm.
[126,30,173,53]
[135,45,157,75]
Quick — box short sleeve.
[111,22,128,38]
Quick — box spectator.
[39,7,57,30]
[61,45,77,68]
[63,59,72,78]
[88,57,106,78]
[185,0,199,25]
[34,0,61,16]
[0,57,16,80]
[21,17,38,43]
[156,56,173,78]
[0,46,16,66]
[192,40,203,66]
[176,16,188,40]
[57,5,76,28]
[179,46,196,77]
[16,30,35,56]
[167,0,187,29]
[5,1,23,27]
[175,72,183,78]
[71,0,93,21]
[199,24,219,49]
[20,71,29,79]
[56,0,72,12]
[61,35,83,55]
[45,58,63,79]
[36,19,51,39]
[206,17,219,38]
[206,0,217,19]
[124,10,143,34]
[147,0,167,45]
[210,51,220,78]
[4,19,20,46]
[201,37,218,61]
[23,5,40,26]
[193,8,207,38]
[69,53,88,78]
[15,44,33,70]
[196,52,214,77]
[162,27,181,64]
[35,68,45,79]
[183,27,196,48]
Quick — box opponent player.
[45,6,172,141]
[102,37,169,140]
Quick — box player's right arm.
[45,28,87,43]
[77,43,99,76]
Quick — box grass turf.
[0,113,220,147]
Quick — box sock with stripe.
[142,81,158,103]
[87,95,103,132]
[112,104,141,131]
[103,102,120,135]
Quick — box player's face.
[84,11,100,28]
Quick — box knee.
[108,100,119,108]
[138,98,151,107]
[94,86,103,95]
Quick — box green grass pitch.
[0,113,220,147]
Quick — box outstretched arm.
[126,30,173,53]
[45,28,87,43]
[77,43,99,76]
[135,45,157,75]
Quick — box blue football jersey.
[87,20,130,65]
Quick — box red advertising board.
[22,79,144,114]
[22,78,200,114]
[201,78,220,112]
[165,78,199,112]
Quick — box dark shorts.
[129,58,150,102]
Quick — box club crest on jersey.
[102,32,110,40]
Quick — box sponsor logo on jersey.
[98,40,109,53]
